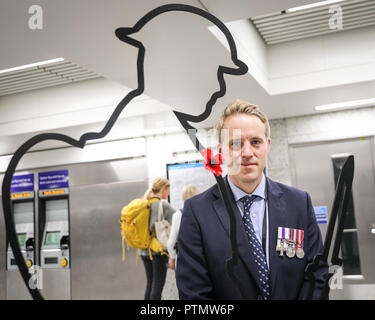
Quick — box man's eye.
[232,140,241,147]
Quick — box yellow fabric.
[120,198,159,262]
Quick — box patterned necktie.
[240,195,270,299]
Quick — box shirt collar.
[227,174,266,202]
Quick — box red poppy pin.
[201,148,223,176]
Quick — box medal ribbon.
[295,229,300,251]
[296,229,304,251]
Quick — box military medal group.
[276,227,304,259]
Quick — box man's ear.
[266,137,271,154]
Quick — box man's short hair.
[215,99,271,143]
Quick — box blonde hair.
[182,184,200,202]
[215,99,270,143]
[144,178,170,200]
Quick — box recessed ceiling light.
[315,98,375,111]
[287,0,344,13]
[0,57,65,75]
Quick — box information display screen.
[44,231,60,246]
[17,233,27,247]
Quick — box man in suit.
[176,99,328,300]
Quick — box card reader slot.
[45,257,58,264]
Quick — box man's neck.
[228,174,264,194]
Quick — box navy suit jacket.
[176,177,328,300]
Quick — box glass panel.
[44,231,60,245]
[341,231,362,275]
[331,156,362,276]
[332,157,356,229]
[17,233,27,247]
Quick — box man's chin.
[230,171,260,183]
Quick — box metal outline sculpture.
[2,3,248,300]
[2,3,349,301]
[305,155,355,299]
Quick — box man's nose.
[241,140,254,158]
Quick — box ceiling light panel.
[251,0,375,44]
[0,59,101,96]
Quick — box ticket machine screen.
[44,231,60,246]
[17,233,27,247]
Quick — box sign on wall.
[38,170,69,190]
[314,206,328,224]
[11,174,34,193]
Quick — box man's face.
[219,113,270,191]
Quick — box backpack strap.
[122,236,126,262]
[157,201,165,222]
[161,251,170,259]
[119,218,127,262]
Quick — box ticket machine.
[39,188,71,299]
[6,191,35,299]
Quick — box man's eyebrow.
[229,136,265,141]
[251,136,265,141]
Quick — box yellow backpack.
[119,198,167,263]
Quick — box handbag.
[154,201,171,249]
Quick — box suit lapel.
[212,182,265,294]
[266,178,286,294]
[212,177,287,298]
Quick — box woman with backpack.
[140,177,176,300]
[167,184,200,270]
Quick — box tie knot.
[240,195,259,207]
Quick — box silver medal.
[278,239,285,256]
[296,247,304,259]
[286,243,295,258]
[296,229,304,259]
[276,227,282,252]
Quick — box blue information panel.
[38,170,69,190]
[314,206,328,224]
[11,174,34,193]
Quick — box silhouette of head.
[114,4,248,131]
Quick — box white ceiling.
[0,0,374,131]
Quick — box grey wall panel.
[6,270,32,300]
[1,157,148,299]
[0,196,5,300]
[40,270,71,300]
[291,137,375,299]
[0,157,147,196]
[70,180,148,299]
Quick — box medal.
[296,229,305,259]
[286,228,296,258]
[283,228,289,251]
[296,247,304,259]
[276,227,282,252]
[286,245,295,258]
[279,227,288,256]
[279,239,285,256]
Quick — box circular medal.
[296,247,305,259]
[286,245,295,258]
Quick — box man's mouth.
[241,163,257,167]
